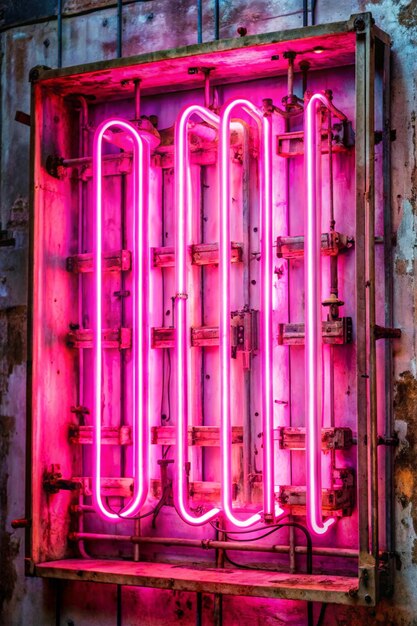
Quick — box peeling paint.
[398,0,417,29]
[394,372,417,553]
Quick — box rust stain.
[398,0,417,28]
[0,415,18,615]
[394,371,417,561]
[395,258,411,275]
[0,306,27,405]
[410,111,417,214]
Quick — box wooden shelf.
[35,559,365,605]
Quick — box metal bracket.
[43,465,81,494]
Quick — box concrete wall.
[0,1,416,624]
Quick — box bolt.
[237,27,247,37]
[364,594,372,604]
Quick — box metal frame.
[26,13,393,608]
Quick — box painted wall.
[0,1,416,624]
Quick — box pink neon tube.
[93,118,150,521]
[220,99,284,527]
[305,94,336,535]
[174,105,221,525]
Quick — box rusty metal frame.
[26,12,392,608]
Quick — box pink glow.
[220,99,284,527]
[304,94,336,535]
[93,118,150,521]
[174,105,221,525]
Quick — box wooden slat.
[276,129,350,158]
[151,326,220,349]
[66,250,131,273]
[278,318,352,345]
[35,559,364,605]
[276,233,353,259]
[69,425,132,445]
[151,425,243,446]
[152,242,243,268]
[278,485,354,517]
[278,427,353,450]
[66,328,132,349]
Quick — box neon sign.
[91,97,333,534]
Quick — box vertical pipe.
[117,585,122,626]
[117,0,123,58]
[196,591,203,626]
[197,0,203,44]
[57,0,63,68]
[304,94,336,535]
[303,0,308,27]
[133,518,141,561]
[382,38,394,556]
[214,0,220,40]
[134,80,141,121]
[55,579,61,626]
[365,24,378,566]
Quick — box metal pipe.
[203,70,211,108]
[76,96,90,560]
[196,591,203,626]
[303,0,308,27]
[134,79,141,120]
[214,0,220,40]
[57,0,63,68]
[197,0,203,44]
[133,519,140,561]
[311,0,317,26]
[117,0,123,58]
[382,36,394,557]
[69,532,359,558]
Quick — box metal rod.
[55,579,61,626]
[57,0,63,68]
[196,591,203,626]
[311,0,316,26]
[355,16,371,561]
[382,36,394,557]
[117,584,122,626]
[204,71,211,108]
[117,0,123,58]
[303,0,308,27]
[134,79,141,120]
[133,518,140,562]
[69,532,359,558]
[214,0,220,40]
[197,0,203,44]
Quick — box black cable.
[316,603,327,626]
[116,584,122,626]
[210,520,287,536]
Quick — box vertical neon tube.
[93,118,150,521]
[174,105,221,525]
[305,94,336,535]
[220,99,284,527]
